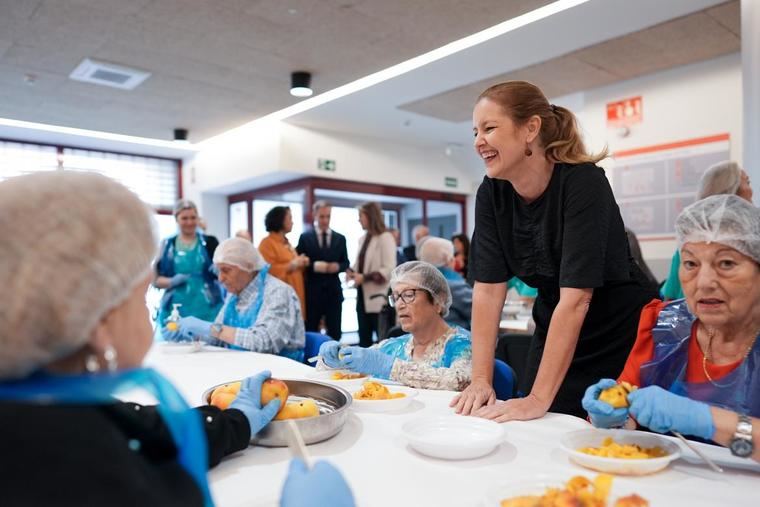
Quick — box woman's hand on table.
[229,370,282,436]
[473,393,550,422]
[450,379,495,415]
[281,458,355,507]
[582,379,629,429]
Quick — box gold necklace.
[701,326,758,386]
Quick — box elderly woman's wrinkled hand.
[450,379,495,415]
[628,386,715,440]
[582,379,629,429]
[229,370,281,435]
[340,346,394,378]
[318,341,343,368]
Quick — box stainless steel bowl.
[202,378,352,447]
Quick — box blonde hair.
[477,81,607,164]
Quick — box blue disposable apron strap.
[0,367,214,507]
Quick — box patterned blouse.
[373,326,472,391]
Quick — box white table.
[145,345,758,507]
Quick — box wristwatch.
[210,322,223,338]
[729,414,754,458]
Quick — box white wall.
[566,53,743,278]
[278,123,474,194]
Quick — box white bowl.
[351,386,418,412]
[560,429,681,476]
[402,415,504,460]
[305,369,370,391]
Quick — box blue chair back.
[493,359,517,400]
[304,332,333,366]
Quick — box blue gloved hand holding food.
[229,370,282,435]
[582,379,630,429]
[318,341,342,368]
[628,385,715,440]
[339,346,395,379]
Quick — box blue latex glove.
[229,370,281,436]
[319,341,342,368]
[163,316,212,342]
[582,379,629,429]
[280,458,355,507]
[169,273,190,288]
[628,386,715,440]
[340,346,395,378]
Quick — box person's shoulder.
[447,327,472,343]
[558,162,608,186]
[331,229,347,241]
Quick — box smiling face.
[176,208,198,236]
[391,282,442,333]
[680,242,760,329]
[473,98,536,180]
[217,263,255,295]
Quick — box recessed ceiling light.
[69,58,151,90]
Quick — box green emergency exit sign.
[318,158,336,172]
[445,177,458,188]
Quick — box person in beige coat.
[347,202,397,347]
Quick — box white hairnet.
[390,261,452,317]
[0,172,157,379]
[213,237,266,272]
[676,194,760,264]
[697,161,742,200]
[419,237,455,268]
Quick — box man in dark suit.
[296,200,350,341]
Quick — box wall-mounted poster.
[612,134,730,237]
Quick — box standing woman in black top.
[452,81,657,420]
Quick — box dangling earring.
[85,353,101,373]
[103,345,118,373]
[524,143,533,157]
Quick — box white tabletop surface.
[144,345,759,507]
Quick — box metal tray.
[202,378,352,447]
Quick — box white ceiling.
[0,0,553,142]
[0,0,739,151]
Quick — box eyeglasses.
[388,289,422,307]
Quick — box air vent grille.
[69,58,151,90]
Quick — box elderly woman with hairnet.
[164,238,305,362]
[584,195,760,461]
[661,161,754,300]
[320,261,472,391]
[0,172,353,506]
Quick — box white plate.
[402,415,504,460]
[351,386,418,412]
[305,369,370,390]
[560,429,680,476]
[158,341,204,354]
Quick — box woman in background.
[451,233,470,280]
[154,199,223,338]
[258,206,309,318]
[347,202,396,347]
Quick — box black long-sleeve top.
[0,401,250,506]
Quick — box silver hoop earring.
[103,345,118,373]
[85,354,101,373]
